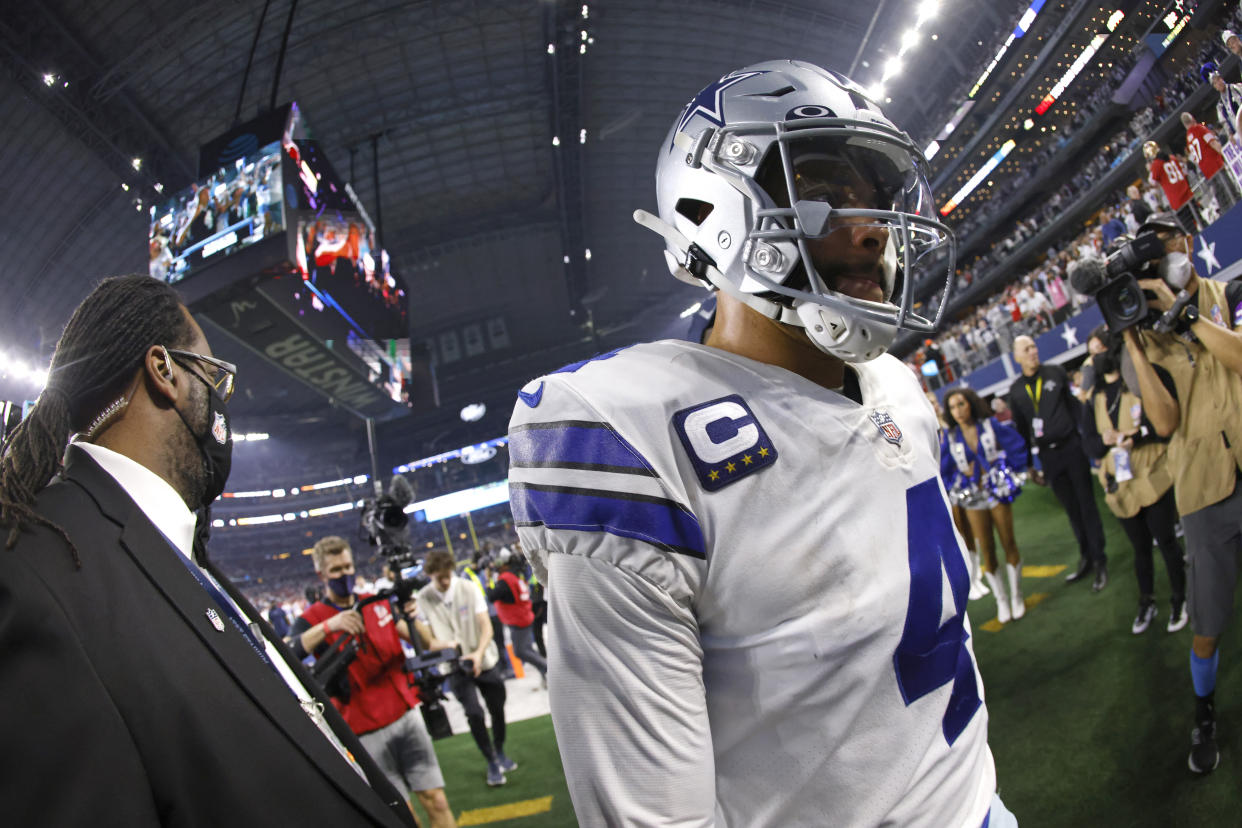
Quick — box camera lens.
[1116,285,1140,318]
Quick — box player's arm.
[542,550,715,825]
[1184,280,1242,377]
[1123,328,1180,436]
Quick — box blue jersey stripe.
[509,482,706,559]
[509,420,655,473]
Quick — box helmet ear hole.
[676,198,715,225]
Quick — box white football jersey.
[508,340,995,828]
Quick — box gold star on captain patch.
[725,462,736,473]
[708,469,720,481]
[758,446,770,457]
[742,454,753,465]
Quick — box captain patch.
[673,395,777,492]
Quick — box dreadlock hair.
[0,275,195,562]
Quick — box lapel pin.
[206,607,225,632]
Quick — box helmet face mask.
[647,60,955,362]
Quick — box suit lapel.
[64,448,410,828]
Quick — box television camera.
[1067,231,1193,334]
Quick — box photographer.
[289,537,455,827]
[1121,214,1242,775]
[413,550,516,787]
[1080,328,1186,636]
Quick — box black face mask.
[174,371,233,509]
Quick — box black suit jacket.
[0,446,414,827]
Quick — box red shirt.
[1150,157,1192,210]
[494,570,535,628]
[302,594,420,735]
[1185,124,1225,180]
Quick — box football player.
[508,60,1012,826]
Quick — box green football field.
[425,483,1240,826]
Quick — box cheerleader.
[941,387,1031,623]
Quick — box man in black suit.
[0,275,415,827]
[1007,334,1109,591]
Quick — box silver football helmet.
[635,59,955,361]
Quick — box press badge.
[1032,417,1045,439]
[1113,446,1134,482]
[1130,402,1142,423]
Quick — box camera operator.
[486,547,548,688]
[1120,213,1242,775]
[413,550,516,787]
[289,537,456,827]
[1080,327,1186,635]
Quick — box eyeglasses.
[167,348,237,402]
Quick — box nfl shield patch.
[869,410,903,446]
[673,395,777,492]
[211,411,228,445]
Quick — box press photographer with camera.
[413,550,517,788]
[289,536,456,827]
[1079,213,1242,774]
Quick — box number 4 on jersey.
[893,478,982,746]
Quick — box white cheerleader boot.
[984,569,1011,624]
[1007,562,1026,620]
[968,549,990,600]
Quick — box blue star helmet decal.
[672,70,767,150]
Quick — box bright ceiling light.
[869,83,885,100]
[882,57,903,81]
[30,369,48,387]
[916,0,939,24]
[900,29,919,53]
[584,248,592,260]
[547,43,555,54]
[42,73,57,87]
[552,135,560,146]
[131,157,142,170]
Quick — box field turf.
[428,482,1240,826]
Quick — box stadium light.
[42,73,56,87]
[900,29,919,55]
[916,0,939,24]
[552,135,560,147]
[882,58,903,81]
[131,157,142,171]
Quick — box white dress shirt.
[76,441,366,777]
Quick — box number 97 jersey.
[508,340,996,828]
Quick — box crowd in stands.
[909,31,1238,386]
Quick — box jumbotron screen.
[148,141,285,285]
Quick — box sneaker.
[1167,600,1188,633]
[495,752,518,773]
[1188,720,1219,774]
[1131,602,1157,635]
[486,760,507,786]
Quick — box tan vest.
[418,576,500,672]
[1146,277,1242,515]
[1092,385,1173,518]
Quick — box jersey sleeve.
[507,371,714,822]
[541,551,716,826]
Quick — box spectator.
[1181,112,1237,216]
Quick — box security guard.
[1123,213,1242,775]
[1008,335,1109,590]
